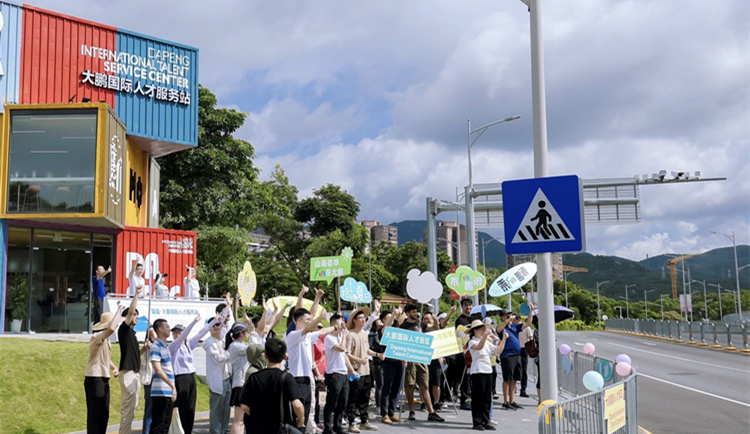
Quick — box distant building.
[506,252,563,280]
[423,221,477,266]
[359,220,398,247]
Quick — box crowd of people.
[84,265,540,434]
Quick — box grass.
[0,338,212,434]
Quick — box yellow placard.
[605,383,626,433]
[266,296,327,319]
[237,261,257,305]
[428,327,464,359]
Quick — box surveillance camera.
[671,171,685,179]
[642,174,648,180]
[658,170,666,181]
[694,171,701,179]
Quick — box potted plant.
[7,279,28,332]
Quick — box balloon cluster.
[557,342,633,392]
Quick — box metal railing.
[605,318,749,350]
[539,350,638,434]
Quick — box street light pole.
[660,294,667,320]
[625,284,636,318]
[614,306,623,319]
[596,280,609,328]
[691,279,708,321]
[711,230,744,323]
[564,270,581,308]
[708,283,723,321]
[482,237,504,306]
[466,115,520,307]
[644,289,655,319]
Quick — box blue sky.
[37,0,750,261]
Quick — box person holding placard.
[467,320,508,431]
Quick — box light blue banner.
[384,341,434,364]
[380,326,434,347]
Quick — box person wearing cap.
[345,306,382,432]
[496,309,533,411]
[204,311,233,434]
[85,304,124,434]
[467,319,508,431]
[118,288,143,434]
[226,321,251,434]
[150,318,177,434]
[169,314,217,434]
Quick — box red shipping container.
[20,5,117,106]
[115,227,197,296]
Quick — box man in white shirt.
[323,314,354,434]
[286,306,336,429]
[203,316,232,434]
[128,261,147,297]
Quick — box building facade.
[0,1,199,334]
[360,220,398,247]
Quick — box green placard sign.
[310,247,353,283]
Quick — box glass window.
[4,227,31,332]
[7,110,98,213]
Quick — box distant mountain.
[563,245,749,299]
[389,220,506,269]
[639,246,750,283]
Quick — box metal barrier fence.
[605,318,749,350]
[539,351,638,434]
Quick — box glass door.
[29,230,92,333]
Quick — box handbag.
[525,330,539,358]
[168,408,185,434]
[277,372,304,434]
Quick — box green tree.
[158,85,265,230]
[295,184,361,239]
[196,226,253,297]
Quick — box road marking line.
[574,342,584,346]
[606,342,750,374]
[642,342,657,346]
[638,425,655,434]
[638,373,750,408]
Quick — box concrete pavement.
[557,331,750,434]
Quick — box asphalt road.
[558,331,750,434]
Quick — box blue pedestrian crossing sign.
[502,175,585,254]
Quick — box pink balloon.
[615,361,632,376]
[583,343,595,355]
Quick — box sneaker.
[502,402,515,411]
[359,422,378,431]
[348,423,361,433]
[420,402,427,411]
[489,419,498,425]
[520,391,530,398]
[493,393,500,400]
[427,412,445,422]
[380,416,392,425]
[510,402,524,410]
[434,402,443,412]
[472,425,486,431]
[390,414,400,422]
[482,423,497,431]
[408,411,416,421]
[460,403,472,411]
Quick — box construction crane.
[555,265,589,273]
[667,253,699,298]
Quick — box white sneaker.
[489,419,498,425]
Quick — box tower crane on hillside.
[667,253,699,298]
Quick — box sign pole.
[529,0,558,402]
[441,369,459,415]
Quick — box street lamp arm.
[469,115,521,147]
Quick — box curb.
[604,330,750,355]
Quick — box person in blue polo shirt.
[496,309,533,411]
[91,265,111,323]
[150,318,177,434]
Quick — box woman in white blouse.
[467,319,508,431]
[184,265,201,299]
[225,322,250,434]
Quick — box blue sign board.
[502,175,585,254]
[380,327,435,363]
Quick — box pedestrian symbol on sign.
[512,189,575,244]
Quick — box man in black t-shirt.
[452,298,473,410]
[241,338,305,434]
[118,292,143,434]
